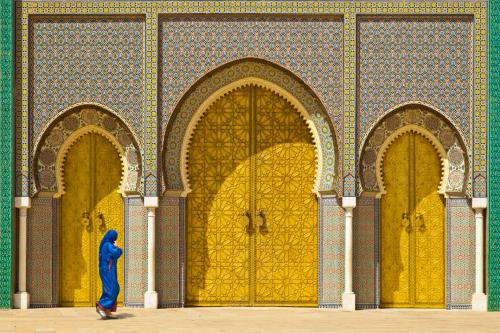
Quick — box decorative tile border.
[0,0,13,309]
[343,12,356,196]
[145,12,158,196]
[488,0,500,312]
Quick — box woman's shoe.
[95,303,107,320]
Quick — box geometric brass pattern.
[381,132,445,308]
[186,85,317,306]
[59,133,124,306]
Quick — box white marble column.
[14,197,31,309]
[144,196,159,309]
[472,197,488,311]
[342,197,356,311]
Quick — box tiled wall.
[318,197,344,307]
[27,197,56,307]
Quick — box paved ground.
[0,307,499,333]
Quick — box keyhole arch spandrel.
[376,126,448,197]
[34,105,142,197]
[359,105,469,197]
[56,126,127,198]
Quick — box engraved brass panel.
[186,86,317,306]
[60,133,124,306]
[381,132,444,308]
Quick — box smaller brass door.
[380,131,445,308]
[60,133,124,307]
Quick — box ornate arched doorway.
[379,129,445,308]
[33,105,142,307]
[185,84,318,306]
[59,131,125,306]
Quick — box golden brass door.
[380,132,445,308]
[186,85,318,306]
[60,133,124,306]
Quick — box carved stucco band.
[163,59,340,194]
[181,78,322,196]
[360,105,469,196]
[34,105,142,195]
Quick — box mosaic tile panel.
[357,16,473,157]
[27,197,56,306]
[318,197,344,307]
[489,0,500,311]
[160,14,343,130]
[161,15,343,193]
[124,197,147,306]
[29,17,145,148]
[0,0,13,308]
[353,197,377,307]
[446,198,475,308]
[157,197,181,307]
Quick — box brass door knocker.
[401,211,412,233]
[242,210,254,235]
[81,211,90,230]
[96,212,105,231]
[257,209,269,235]
[416,213,425,232]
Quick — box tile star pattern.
[29,17,144,146]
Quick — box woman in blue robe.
[95,229,122,319]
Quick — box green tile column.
[0,0,13,309]
[489,0,500,312]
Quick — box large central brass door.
[380,131,445,308]
[60,133,124,306]
[186,85,318,306]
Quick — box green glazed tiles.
[489,0,500,312]
[0,0,13,308]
